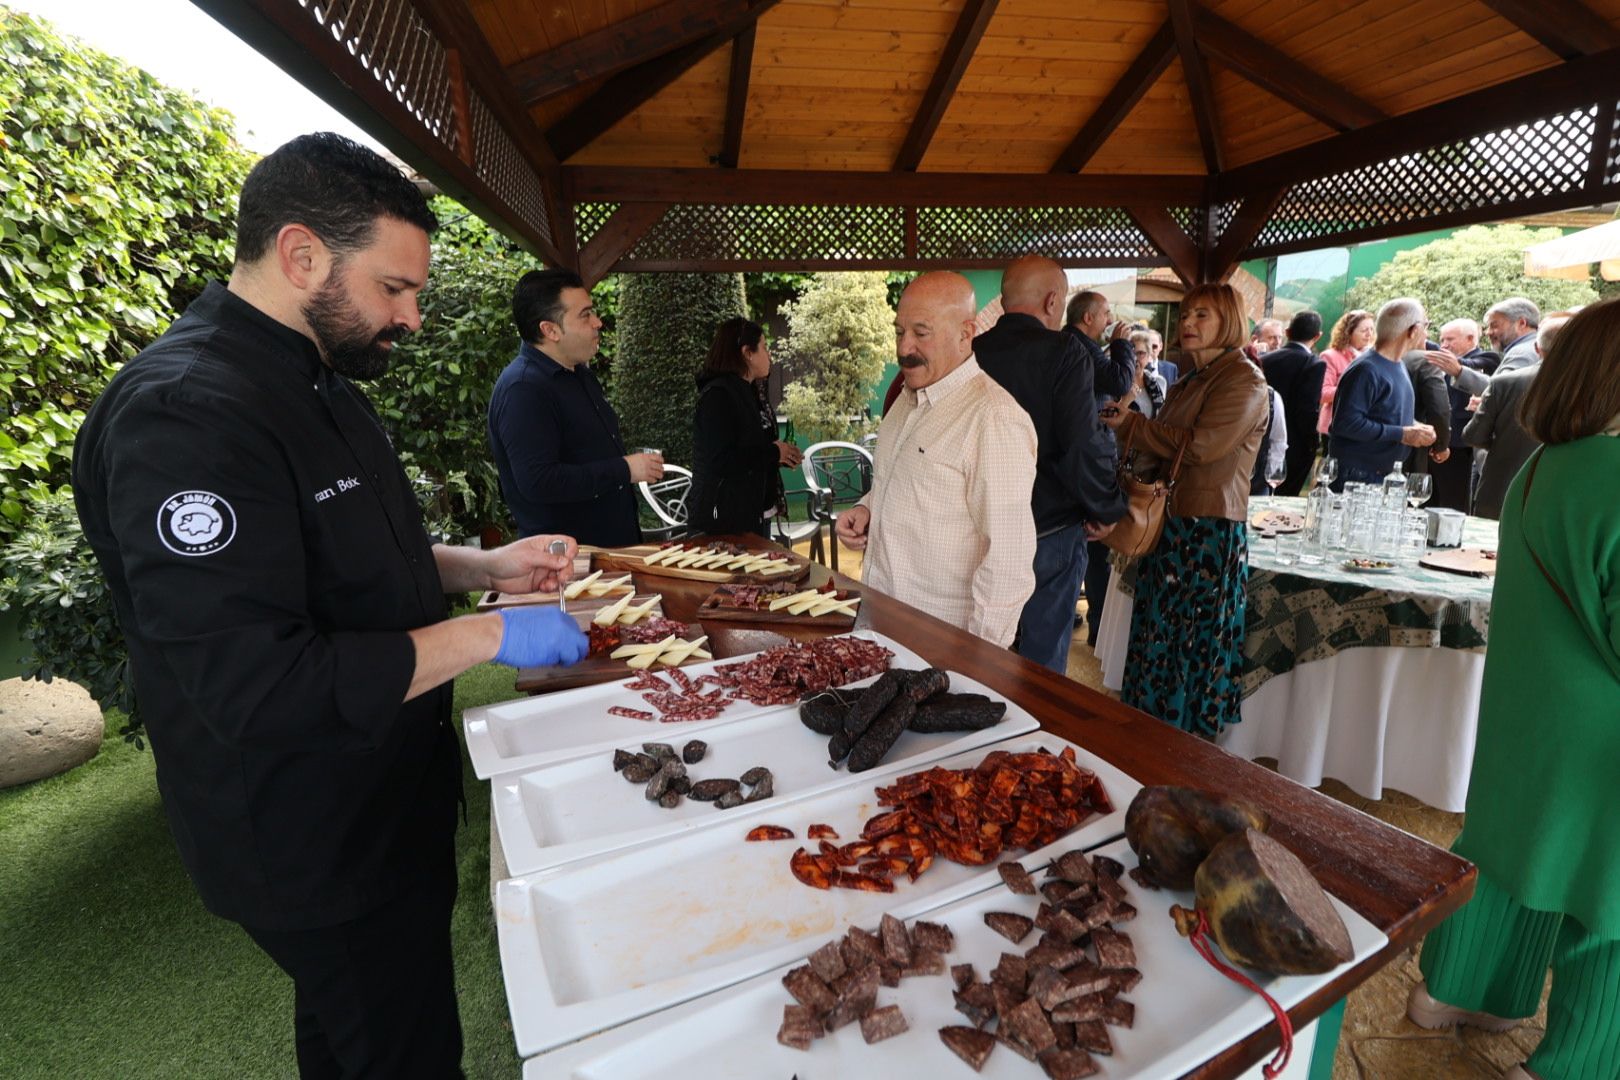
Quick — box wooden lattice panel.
[1170,205,1204,240]
[915,206,1159,263]
[574,202,620,248]
[625,204,906,263]
[1209,199,1243,243]
[1251,106,1602,253]
[1607,102,1620,185]
[311,0,458,149]
[468,93,551,240]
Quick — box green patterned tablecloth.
[1241,497,1499,697]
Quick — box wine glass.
[1317,456,1339,490]
[1263,459,1287,510]
[1407,472,1433,509]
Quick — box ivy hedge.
[611,271,748,467]
[0,9,250,544]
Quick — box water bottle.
[1381,461,1407,511]
[1300,482,1328,564]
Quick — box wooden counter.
[518,535,1475,1080]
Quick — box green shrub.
[0,487,137,742]
[1345,224,1598,327]
[612,272,748,467]
[0,9,250,544]
[776,272,894,443]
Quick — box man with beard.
[488,269,662,544]
[73,133,589,1077]
[836,272,1037,647]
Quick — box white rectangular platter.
[492,671,1041,876]
[496,731,1142,1057]
[464,630,930,779]
[528,835,1386,1079]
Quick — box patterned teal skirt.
[1122,514,1248,737]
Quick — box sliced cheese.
[642,546,683,566]
[808,596,859,617]
[656,635,710,667]
[768,589,820,612]
[592,593,634,626]
[587,573,633,597]
[786,594,824,615]
[612,635,676,661]
[617,596,661,624]
[562,569,603,600]
[758,561,797,576]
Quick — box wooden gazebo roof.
[197,0,1620,283]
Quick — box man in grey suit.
[1428,296,1541,395]
[1463,312,1570,519]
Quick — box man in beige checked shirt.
[836,272,1038,647]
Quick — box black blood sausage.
[907,694,1007,732]
[847,694,917,772]
[843,670,904,737]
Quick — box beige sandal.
[1406,981,1521,1033]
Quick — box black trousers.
[1082,539,1112,646]
[1429,447,1474,512]
[241,862,464,1080]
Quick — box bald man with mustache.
[837,272,1037,647]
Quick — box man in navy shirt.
[488,270,663,545]
[1328,297,1437,484]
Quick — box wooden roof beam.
[1168,0,1222,174]
[546,0,786,162]
[578,203,671,286]
[894,0,1002,172]
[1476,0,1620,61]
[1126,205,1200,288]
[569,165,1205,206]
[1050,21,1176,174]
[1217,44,1620,198]
[507,0,750,106]
[1194,9,1385,131]
[1203,187,1286,282]
[718,26,755,168]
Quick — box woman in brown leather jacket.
[1101,283,1270,736]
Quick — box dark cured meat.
[776,1004,823,1051]
[860,1004,909,1044]
[902,667,950,701]
[688,778,739,802]
[880,912,912,965]
[607,706,654,721]
[1092,928,1136,970]
[611,749,636,771]
[807,940,845,983]
[999,861,1038,894]
[1039,1048,1100,1080]
[908,696,1007,733]
[953,985,997,1028]
[798,693,847,736]
[681,739,707,764]
[843,669,904,736]
[985,911,1035,944]
[782,965,836,1012]
[847,694,916,772]
[939,1026,997,1071]
[911,920,955,953]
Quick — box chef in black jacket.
[688,317,803,536]
[72,134,588,1079]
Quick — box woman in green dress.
[1407,299,1620,1080]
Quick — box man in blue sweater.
[1328,297,1437,485]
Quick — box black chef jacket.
[73,282,460,932]
[486,342,642,546]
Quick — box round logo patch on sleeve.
[156,491,237,556]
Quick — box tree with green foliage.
[611,272,748,467]
[0,9,251,543]
[776,272,894,443]
[369,198,541,541]
[1345,224,1598,328]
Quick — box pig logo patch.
[156,490,236,557]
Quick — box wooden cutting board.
[1251,509,1305,534]
[1420,547,1499,577]
[587,543,812,584]
[694,584,859,629]
[514,621,708,693]
[475,554,601,611]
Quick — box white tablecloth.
[1093,551,1486,813]
[1218,646,1482,812]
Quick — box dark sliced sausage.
[843,670,905,737]
[907,695,1007,732]
[847,694,917,772]
[902,667,950,702]
[799,692,847,736]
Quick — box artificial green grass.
[0,663,528,1079]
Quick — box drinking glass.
[1317,456,1339,489]
[1263,459,1287,509]
[1406,472,1433,509]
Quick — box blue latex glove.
[494,607,589,668]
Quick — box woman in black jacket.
[688,318,803,537]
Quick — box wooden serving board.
[1250,508,1305,534]
[514,621,708,694]
[694,584,859,629]
[587,544,812,585]
[475,554,599,611]
[1420,546,1499,577]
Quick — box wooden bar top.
[520,535,1475,1079]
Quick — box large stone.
[0,677,104,788]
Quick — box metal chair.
[801,441,874,573]
[637,463,692,542]
[768,488,825,564]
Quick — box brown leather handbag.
[1102,424,1189,559]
